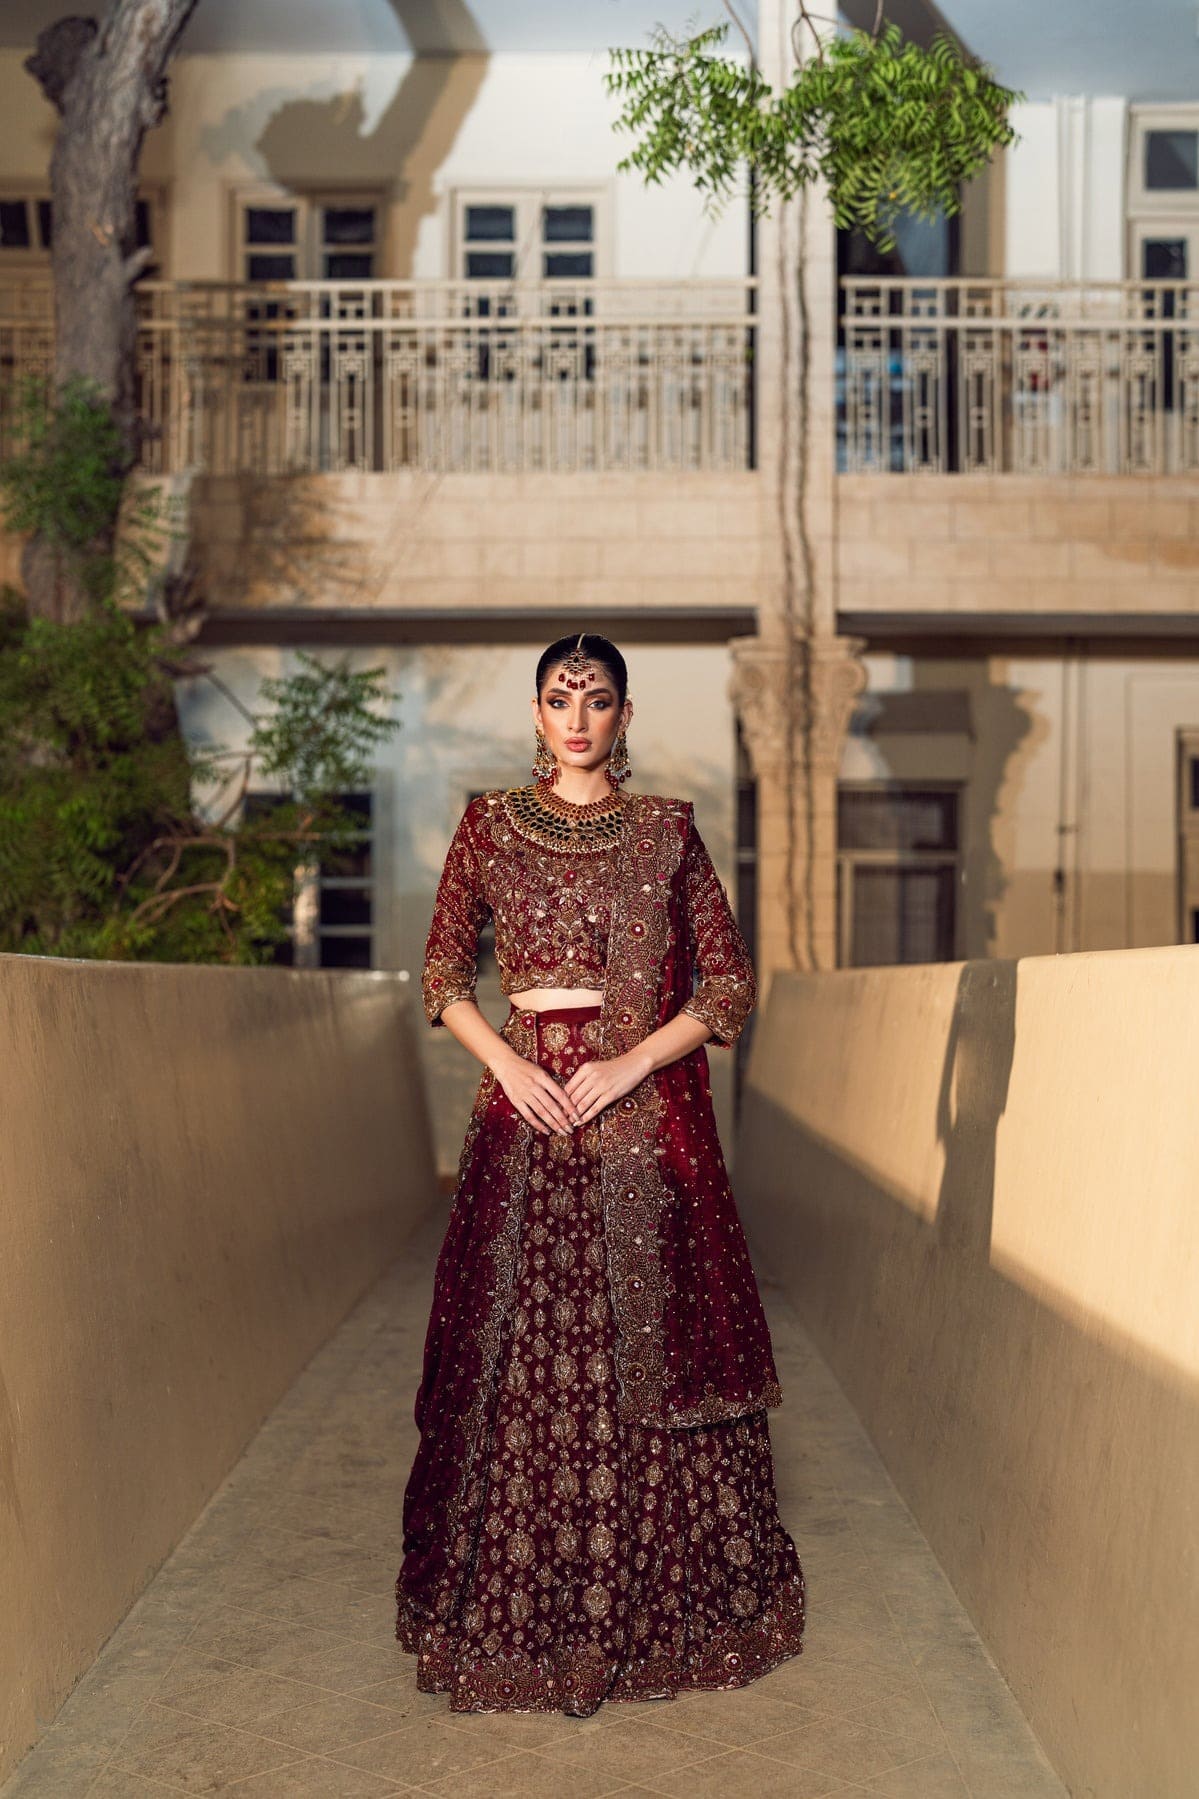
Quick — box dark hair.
[535,633,628,707]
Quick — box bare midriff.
[508,987,604,1012]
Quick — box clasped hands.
[493,1044,651,1137]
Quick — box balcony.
[839,277,1199,477]
[0,277,756,478]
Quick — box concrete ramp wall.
[737,948,1199,1799]
[0,957,436,1783]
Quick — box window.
[837,784,961,966]
[1177,730,1199,945]
[243,789,375,969]
[1128,108,1199,279]
[1145,130,1198,194]
[452,190,606,283]
[0,191,157,264]
[235,192,382,281]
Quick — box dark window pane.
[1193,907,1199,944]
[247,253,296,280]
[135,199,151,249]
[0,201,30,249]
[838,788,958,853]
[466,250,514,279]
[36,199,53,247]
[1142,238,1188,280]
[849,864,956,965]
[1190,755,1199,810]
[320,887,372,928]
[243,790,292,820]
[465,204,515,241]
[324,252,374,279]
[321,840,372,879]
[1146,130,1198,191]
[246,207,297,244]
[319,934,372,968]
[323,206,376,244]
[543,205,594,243]
[544,252,593,278]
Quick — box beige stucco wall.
[838,474,1199,617]
[187,471,771,617]
[843,646,1199,961]
[737,949,1199,1799]
[0,956,436,1785]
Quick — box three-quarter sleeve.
[421,800,490,1027]
[678,809,757,1048]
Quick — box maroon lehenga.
[395,786,805,1714]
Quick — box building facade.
[0,0,1196,1161]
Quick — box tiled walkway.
[3,1217,1066,1799]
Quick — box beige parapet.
[737,946,1199,1799]
[0,957,436,1783]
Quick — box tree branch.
[720,0,756,66]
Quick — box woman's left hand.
[562,1051,651,1126]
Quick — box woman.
[395,632,805,1716]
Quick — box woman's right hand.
[490,1047,580,1136]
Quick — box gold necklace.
[502,780,629,853]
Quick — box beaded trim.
[501,780,629,853]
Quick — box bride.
[395,631,805,1716]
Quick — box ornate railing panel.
[0,278,756,477]
[841,278,1199,475]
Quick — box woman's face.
[532,658,632,778]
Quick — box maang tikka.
[561,633,597,691]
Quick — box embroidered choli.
[421,786,755,1047]
[418,786,777,1433]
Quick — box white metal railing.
[840,277,1199,476]
[0,278,757,476]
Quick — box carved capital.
[729,633,868,778]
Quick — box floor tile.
[753,1714,932,1784]
[325,1717,515,1785]
[639,1748,852,1798]
[0,1226,1065,1799]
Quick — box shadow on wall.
[202,0,489,278]
[870,664,1038,958]
[933,958,1018,1256]
[737,963,1199,1798]
[966,668,1046,956]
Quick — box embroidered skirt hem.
[396,1570,805,1715]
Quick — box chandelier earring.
[532,728,558,782]
[605,724,631,787]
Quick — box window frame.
[1128,106,1199,221]
[243,783,377,970]
[230,184,387,283]
[835,778,964,967]
[448,185,612,284]
[0,183,166,272]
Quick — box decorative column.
[730,632,867,983]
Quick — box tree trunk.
[22,0,199,624]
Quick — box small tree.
[607,8,1020,969]
[0,590,398,964]
[0,379,398,963]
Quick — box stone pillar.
[730,632,867,981]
